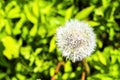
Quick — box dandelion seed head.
[56,20,96,62]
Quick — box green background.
[0,0,120,80]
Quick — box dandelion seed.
[56,20,96,62]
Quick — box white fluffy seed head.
[56,20,96,62]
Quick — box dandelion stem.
[51,61,65,80]
[81,71,86,80]
[82,58,90,75]
[81,58,90,80]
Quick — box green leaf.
[7,6,21,19]
[70,72,76,78]
[47,27,56,37]
[102,0,110,8]
[29,48,42,66]
[16,73,26,80]
[32,1,39,17]
[0,41,10,67]
[0,73,7,79]
[97,51,107,65]
[97,39,103,48]
[20,46,31,60]
[75,6,95,20]
[15,62,22,71]
[87,21,100,27]
[109,28,115,41]
[21,26,29,39]
[34,58,43,72]
[34,48,42,56]
[42,4,53,15]
[88,73,113,80]
[49,36,56,52]
[13,13,26,35]
[62,73,69,80]
[30,24,38,37]
[38,26,46,38]
[65,6,74,20]
[11,77,17,80]
[0,18,5,31]
[109,64,119,77]
[1,36,21,59]
[110,48,119,64]
[24,4,37,24]
[5,20,12,35]
[50,67,55,76]
[64,61,72,72]
[94,7,104,20]
[0,9,5,17]
[40,13,46,24]
[5,1,16,12]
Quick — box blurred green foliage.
[0,0,120,80]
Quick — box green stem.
[82,58,90,75]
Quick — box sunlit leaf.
[62,73,69,80]
[0,9,5,17]
[30,24,38,37]
[102,0,111,8]
[50,67,55,76]
[5,20,12,35]
[32,1,39,17]
[87,73,113,80]
[65,6,74,20]
[97,39,103,48]
[70,72,76,78]
[7,6,21,18]
[42,4,53,15]
[24,4,37,24]
[16,73,26,80]
[109,28,115,41]
[20,46,31,60]
[2,36,21,59]
[5,1,17,12]
[49,36,56,52]
[109,64,119,77]
[34,48,42,55]
[87,21,100,27]
[75,6,95,20]
[64,61,72,72]
[97,51,107,65]
[0,18,5,31]
[11,77,17,80]
[21,26,29,39]
[13,13,26,35]
[15,62,22,71]
[38,26,46,38]
[0,73,7,79]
